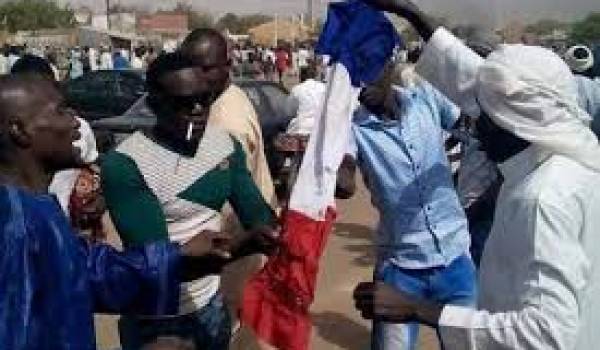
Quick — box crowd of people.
[231,43,320,83]
[0,44,162,80]
[2,0,600,349]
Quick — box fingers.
[353,281,375,319]
[204,231,233,259]
[353,281,375,299]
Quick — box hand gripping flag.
[240,2,401,349]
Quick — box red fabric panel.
[241,208,336,350]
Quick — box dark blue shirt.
[0,185,180,350]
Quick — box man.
[100,46,113,70]
[11,54,100,219]
[339,61,476,349]
[574,75,600,138]
[355,1,600,349]
[566,48,600,138]
[69,48,84,80]
[101,53,278,349]
[113,50,131,70]
[297,44,311,71]
[286,65,326,135]
[82,46,92,74]
[0,75,235,350]
[275,47,289,83]
[180,28,275,205]
[132,47,145,70]
[565,45,595,79]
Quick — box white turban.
[477,45,600,172]
[565,45,594,73]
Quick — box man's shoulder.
[222,84,252,103]
[0,185,61,232]
[101,147,143,182]
[528,155,600,206]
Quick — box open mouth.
[72,130,82,142]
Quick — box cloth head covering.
[477,44,600,172]
[565,45,595,73]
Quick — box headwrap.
[477,45,600,172]
[565,45,594,73]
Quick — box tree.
[526,19,568,36]
[215,13,242,33]
[215,13,272,34]
[570,12,600,43]
[189,11,214,29]
[0,0,76,33]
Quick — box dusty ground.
[95,178,438,349]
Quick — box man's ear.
[8,117,32,148]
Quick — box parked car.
[91,80,294,179]
[64,70,146,120]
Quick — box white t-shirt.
[49,118,99,215]
[297,49,311,68]
[100,52,113,70]
[131,56,144,70]
[286,79,327,135]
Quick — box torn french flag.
[240,2,401,349]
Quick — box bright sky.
[63,0,600,27]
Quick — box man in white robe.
[354,1,600,349]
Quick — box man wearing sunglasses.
[101,52,279,350]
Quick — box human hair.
[145,52,193,94]
[300,66,317,82]
[10,54,56,82]
[181,28,226,51]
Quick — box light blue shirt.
[349,81,470,269]
[574,75,600,138]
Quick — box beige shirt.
[209,84,275,206]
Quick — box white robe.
[416,27,600,350]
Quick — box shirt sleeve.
[86,240,181,316]
[228,139,276,229]
[415,27,485,118]
[101,151,169,247]
[438,197,589,350]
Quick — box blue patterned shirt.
[349,81,470,269]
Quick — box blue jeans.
[119,293,231,350]
[372,254,477,350]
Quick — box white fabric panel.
[289,63,360,220]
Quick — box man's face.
[184,40,231,102]
[153,68,210,153]
[26,84,81,172]
[475,112,530,163]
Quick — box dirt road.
[96,178,438,349]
